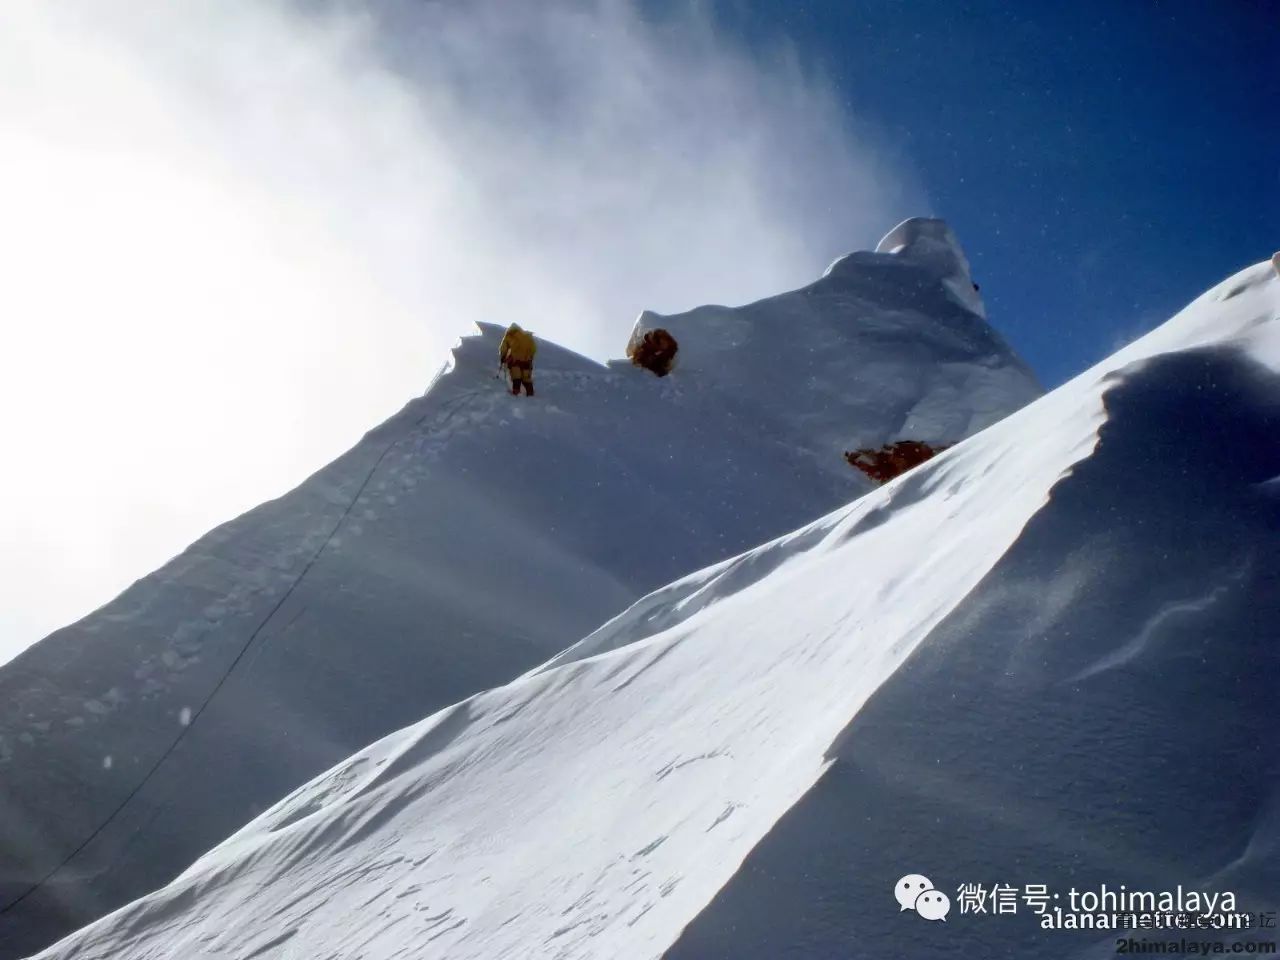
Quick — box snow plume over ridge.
[0,0,922,663]
[28,262,1280,959]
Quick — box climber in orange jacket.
[499,323,537,396]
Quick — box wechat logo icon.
[896,873,951,922]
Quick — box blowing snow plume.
[0,0,922,664]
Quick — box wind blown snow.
[0,0,921,664]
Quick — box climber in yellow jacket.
[499,323,537,396]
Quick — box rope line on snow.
[0,387,486,918]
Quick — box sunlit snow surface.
[0,219,1040,957]
[26,258,1279,959]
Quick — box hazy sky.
[0,0,925,662]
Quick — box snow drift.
[25,258,1279,959]
[0,219,1039,957]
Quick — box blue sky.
[717,0,1277,385]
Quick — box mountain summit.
[0,219,1040,957]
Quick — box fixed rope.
[0,388,482,916]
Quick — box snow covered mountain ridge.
[0,219,1041,958]
[26,252,1280,960]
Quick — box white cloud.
[0,0,925,662]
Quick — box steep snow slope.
[632,218,1032,461]
[31,259,1278,960]
[669,266,1280,959]
[0,220,1039,958]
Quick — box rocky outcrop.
[845,441,949,483]
[626,327,679,376]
